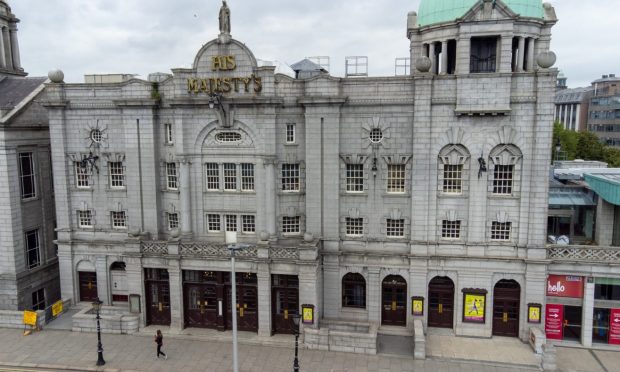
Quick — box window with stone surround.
[166,162,178,190]
[441,220,462,239]
[225,214,237,232]
[493,165,514,195]
[75,162,91,188]
[281,164,300,192]
[25,229,40,269]
[282,216,300,234]
[167,212,179,230]
[491,221,512,241]
[438,144,470,195]
[345,218,364,237]
[346,164,364,192]
[19,152,36,199]
[342,273,366,309]
[470,36,498,73]
[387,219,405,237]
[78,210,93,228]
[286,123,296,143]
[32,288,45,311]
[207,214,221,232]
[242,215,255,233]
[489,144,522,197]
[108,162,125,189]
[241,164,254,191]
[111,211,127,229]
[206,163,220,190]
[387,164,406,193]
[223,163,237,191]
[164,123,173,145]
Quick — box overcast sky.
[9,0,619,88]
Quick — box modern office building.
[588,74,620,146]
[42,0,582,351]
[554,86,592,132]
[0,0,59,311]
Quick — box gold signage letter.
[187,78,199,93]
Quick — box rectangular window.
[75,162,91,188]
[78,210,93,228]
[109,162,125,188]
[282,216,300,234]
[387,164,406,193]
[166,163,178,190]
[165,123,173,144]
[346,164,364,192]
[345,218,364,236]
[207,214,221,232]
[282,164,300,191]
[286,123,296,143]
[225,214,237,232]
[206,163,220,190]
[491,221,511,241]
[387,219,405,237]
[242,215,256,233]
[111,211,127,229]
[167,213,179,230]
[441,220,462,239]
[19,152,36,199]
[25,229,40,269]
[32,288,45,311]
[241,163,255,191]
[470,36,498,73]
[493,165,514,195]
[223,163,237,191]
[443,164,463,193]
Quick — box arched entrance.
[77,260,98,302]
[381,275,407,326]
[428,276,454,328]
[492,279,520,337]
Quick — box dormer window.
[470,37,498,73]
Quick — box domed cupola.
[418,0,544,26]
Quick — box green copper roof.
[418,0,544,26]
[585,173,620,207]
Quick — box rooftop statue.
[219,1,231,34]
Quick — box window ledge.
[284,143,299,147]
[488,194,520,200]
[383,193,410,198]
[342,192,368,197]
[106,187,127,193]
[72,187,94,193]
[437,192,468,199]
[163,190,180,194]
[21,196,41,203]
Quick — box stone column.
[517,37,525,72]
[257,266,272,337]
[57,246,75,303]
[367,268,381,324]
[429,42,436,74]
[0,29,5,69]
[180,159,192,237]
[527,38,536,71]
[9,24,20,70]
[441,40,448,75]
[264,159,277,236]
[96,256,110,305]
[581,279,595,347]
[168,263,184,333]
[2,27,12,70]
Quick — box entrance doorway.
[225,273,258,332]
[78,271,98,302]
[145,268,171,326]
[381,275,407,326]
[272,275,299,334]
[492,280,520,337]
[183,271,219,329]
[428,276,454,328]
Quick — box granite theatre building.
[45,0,563,349]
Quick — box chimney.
[610,74,616,78]
[603,75,609,79]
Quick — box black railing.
[470,55,496,73]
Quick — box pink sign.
[610,309,620,345]
[547,275,584,298]
[545,304,564,340]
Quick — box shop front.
[592,278,620,345]
[545,275,584,342]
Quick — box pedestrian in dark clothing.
[155,329,167,359]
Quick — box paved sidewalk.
[0,328,537,372]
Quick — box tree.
[552,121,579,161]
[576,131,605,161]
[604,146,620,167]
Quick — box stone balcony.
[547,244,620,264]
[140,239,320,262]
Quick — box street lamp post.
[92,298,105,366]
[226,232,251,372]
[291,313,301,372]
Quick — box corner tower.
[0,0,25,76]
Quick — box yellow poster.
[23,311,37,326]
[528,306,541,323]
[52,300,63,317]
[464,294,485,322]
[302,306,313,324]
[412,299,423,316]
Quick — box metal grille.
[286,123,296,143]
[166,163,178,190]
[441,220,461,239]
[387,219,405,237]
[91,129,102,143]
[282,216,300,234]
[242,215,255,233]
[111,211,127,228]
[241,163,254,191]
[215,132,242,142]
[387,165,405,193]
[109,162,125,188]
[281,164,300,191]
[345,218,363,236]
[491,221,511,241]
[167,213,179,230]
[206,163,219,190]
[346,164,364,192]
[78,210,93,228]
[443,164,462,193]
[75,162,91,188]
[207,214,221,232]
[224,163,237,190]
[493,165,514,195]
[225,215,237,232]
[369,128,383,143]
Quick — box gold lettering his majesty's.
[211,55,237,71]
[187,75,263,95]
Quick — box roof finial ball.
[536,51,557,69]
[415,56,432,73]
[48,69,65,84]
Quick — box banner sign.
[463,293,486,323]
[23,311,37,326]
[52,300,63,317]
[545,304,564,340]
[302,304,314,325]
[528,303,542,324]
[610,309,620,345]
[547,275,584,298]
[412,297,424,316]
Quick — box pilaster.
[257,265,272,336]
[581,280,595,347]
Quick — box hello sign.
[546,275,584,298]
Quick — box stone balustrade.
[547,245,620,263]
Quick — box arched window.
[342,273,366,308]
[489,144,523,196]
[438,144,470,195]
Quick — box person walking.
[155,330,167,360]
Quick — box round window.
[90,129,103,143]
[215,132,242,143]
[369,128,383,143]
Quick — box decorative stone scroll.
[141,241,168,255]
[547,246,620,263]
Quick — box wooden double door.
[145,269,171,326]
[382,275,407,326]
[428,277,454,328]
[272,275,299,334]
[492,280,520,337]
[78,271,98,302]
